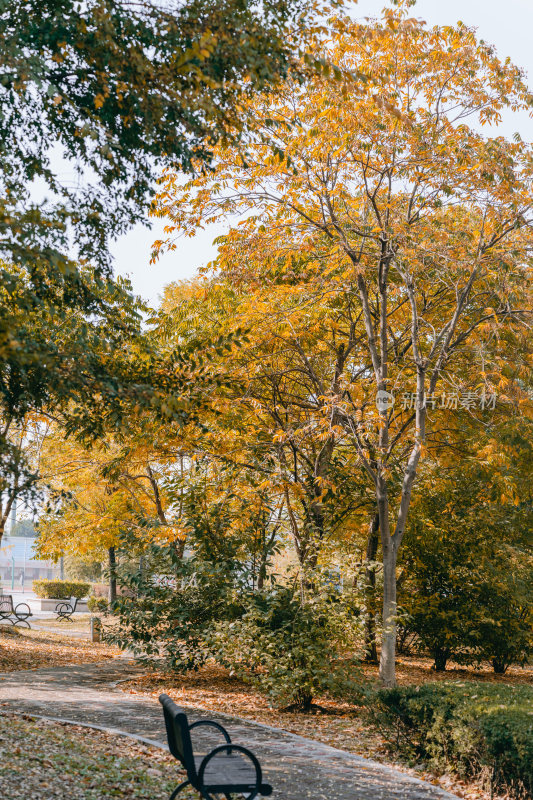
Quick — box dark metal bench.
[0,594,32,628]
[159,693,273,800]
[55,596,80,621]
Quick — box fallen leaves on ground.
[0,712,195,800]
[0,625,119,672]
[32,614,93,633]
[122,657,531,800]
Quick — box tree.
[0,266,142,547]
[0,257,229,550]
[36,423,182,562]
[0,0,322,277]
[156,278,373,584]
[152,4,533,684]
[0,0,329,508]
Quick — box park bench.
[55,596,81,621]
[0,594,32,628]
[159,693,273,800]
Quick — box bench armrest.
[55,601,73,611]
[189,720,231,743]
[197,743,263,793]
[14,602,32,619]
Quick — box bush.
[87,596,108,614]
[110,537,364,710]
[33,580,90,599]
[109,544,246,672]
[473,568,533,674]
[211,585,363,710]
[401,465,533,673]
[400,526,532,672]
[366,683,533,799]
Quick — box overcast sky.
[111,0,533,307]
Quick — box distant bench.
[159,693,273,800]
[55,596,81,621]
[0,595,32,628]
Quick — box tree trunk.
[492,657,507,675]
[379,546,398,687]
[0,490,16,549]
[146,463,168,525]
[433,647,449,672]
[375,474,399,687]
[108,546,117,604]
[363,512,380,663]
[257,549,267,590]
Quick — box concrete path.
[0,660,458,800]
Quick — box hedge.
[366,683,532,799]
[33,580,91,600]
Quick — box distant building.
[0,535,60,583]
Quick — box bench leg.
[169,779,191,799]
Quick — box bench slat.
[159,694,273,798]
[195,754,258,780]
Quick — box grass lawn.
[0,712,196,800]
[0,624,120,672]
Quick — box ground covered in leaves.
[31,614,93,633]
[0,712,196,800]
[122,657,532,800]
[0,624,119,672]
[1,623,530,800]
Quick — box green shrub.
[401,470,533,673]
[366,683,533,799]
[211,585,363,710]
[109,543,246,672]
[87,596,108,614]
[33,580,90,599]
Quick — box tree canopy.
[151,5,533,684]
[13,2,532,692]
[0,0,325,276]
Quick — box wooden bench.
[0,595,32,628]
[55,596,80,621]
[159,693,273,800]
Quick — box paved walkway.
[0,660,458,800]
